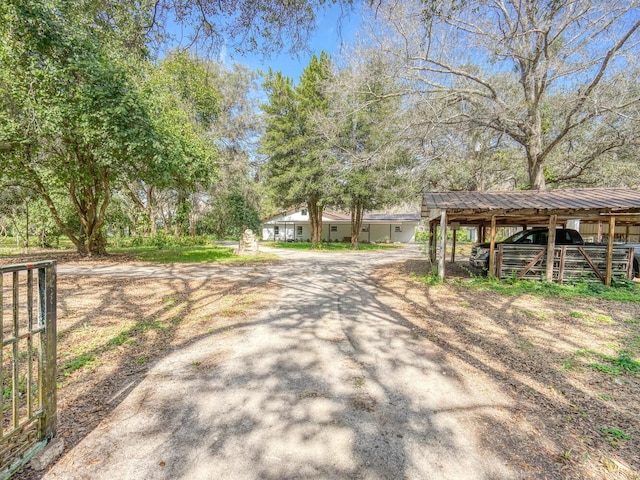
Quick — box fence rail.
[496,245,633,283]
[0,261,57,478]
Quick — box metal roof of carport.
[421,188,640,225]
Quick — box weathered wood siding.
[497,245,633,283]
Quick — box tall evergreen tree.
[261,52,336,248]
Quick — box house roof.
[364,213,421,222]
[422,188,640,225]
[262,208,419,223]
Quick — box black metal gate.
[0,261,57,478]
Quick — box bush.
[114,234,211,249]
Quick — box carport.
[421,188,640,285]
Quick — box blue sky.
[219,3,361,82]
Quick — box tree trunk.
[308,199,323,249]
[350,199,364,250]
[147,187,157,236]
[522,64,546,191]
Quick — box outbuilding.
[421,188,640,285]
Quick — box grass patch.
[352,376,366,388]
[599,427,631,447]
[411,270,442,286]
[588,353,640,376]
[62,353,97,376]
[265,241,400,251]
[455,276,640,302]
[110,245,276,263]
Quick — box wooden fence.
[496,245,633,283]
[0,261,57,478]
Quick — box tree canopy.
[367,0,640,190]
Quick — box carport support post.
[545,215,557,282]
[438,210,447,279]
[606,216,616,286]
[429,222,437,262]
[488,215,497,277]
[451,228,457,263]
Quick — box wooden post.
[558,246,567,284]
[429,222,436,262]
[451,228,457,263]
[488,215,497,277]
[606,216,616,286]
[545,215,557,282]
[39,263,57,440]
[438,210,447,280]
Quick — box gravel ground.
[37,246,516,479]
[8,245,639,479]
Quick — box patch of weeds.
[411,268,442,286]
[561,358,579,370]
[170,317,182,325]
[461,276,640,302]
[62,353,97,376]
[595,393,611,401]
[459,301,470,307]
[558,449,573,462]
[352,376,366,388]
[516,339,534,351]
[190,360,201,367]
[570,311,586,318]
[600,457,619,472]
[589,353,640,376]
[594,314,614,324]
[163,296,177,305]
[107,319,167,347]
[599,427,631,447]
[136,356,149,365]
[575,348,596,357]
[108,331,129,347]
[624,318,639,325]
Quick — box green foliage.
[260,52,335,247]
[109,243,276,263]
[113,234,210,249]
[198,192,261,238]
[62,353,97,376]
[0,3,219,255]
[599,427,631,447]
[411,269,442,285]
[589,353,640,376]
[459,276,640,303]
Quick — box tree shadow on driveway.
[43,251,522,480]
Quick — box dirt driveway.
[38,246,517,480]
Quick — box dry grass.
[13,259,278,479]
[372,259,640,479]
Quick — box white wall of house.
[322,223,351,242]
[262,208,419,243]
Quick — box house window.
[394,226,402,233]
[330,225,338,232]
[361,225,369,233]
[274,226,280,235]
[296,226,303,235]
[301,209,308,216]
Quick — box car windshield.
[502,230,535,243]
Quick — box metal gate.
[0,261,57,478]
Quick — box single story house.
[261,208,420,243]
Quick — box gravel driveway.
[44,246,515,479]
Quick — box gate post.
[38,263,57,440]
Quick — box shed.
[421,188,640,284]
